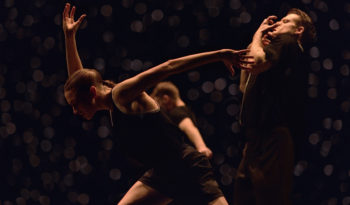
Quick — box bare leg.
[209,196,229,205]
[118,181,173,205]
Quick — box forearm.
[239,70,249,93]
[179,119,208,150]
[65,33,83,76]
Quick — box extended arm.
[114,49,253,105]
[178,118,213,158]
[62,3,86,76]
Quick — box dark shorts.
[139,144,224,204]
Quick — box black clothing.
[168,106,197,126]
[110,103,223,203]
[235,34,307,205]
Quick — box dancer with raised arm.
[62,3,253,205]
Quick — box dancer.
[62,3,253,205]
[235,8,316,205]
[151,81,213,158]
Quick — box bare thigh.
[118,181,173,205]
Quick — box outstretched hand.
[222,49,255,76]
[255,15,279,45]
[62,3,86,35]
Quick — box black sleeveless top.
[110,103,185,169]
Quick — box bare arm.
[178,118,213,158]
[247,16,279,75]
[62,3,86,76]
[113,49,253,106]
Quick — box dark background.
[0,0,349,204]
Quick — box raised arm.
[113,49,253,106]
[246,16,279,74]
[178,118,213,158]
[62,3,86,76]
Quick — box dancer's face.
[271,14,303,36]
[64,89,96,120]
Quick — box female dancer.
[62,3,252,205]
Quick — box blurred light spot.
[6,122,16,135]
[41,114,53,126]
[94,58,105,72]
[199,29,210,41]
[231,121,240,133]
[77,193,90,205]
[64,174,74,186]
[202,81,214,93]
[102,139,113,150]
[64,148,75,159]
[340,182,348,193]
[41,172,53,185]
[187,88,200,101]
[324,164,334,176]
[327,88,337,99]
[230,0,242,9]
[77,156,88,169]
[213,153,225,165]
[240,12,251,23]
[4,0,14,8]
[15,197,26,205]
[343,196,350,205]
[214,78,227,90]
[39,196,51,205]
[8,8,18,20]
[294,160,308,176]
[208,8,220,17]
[109,168,122,180]
[308,73,319,85]
[203,102,215,115]
[34,0,45,8]
[30,57,41,69]
[121,0,134,8]
[177,35,190,48]
[333,120,342,131]
[2,113,11,124]
[1,100,11,112]
[315,1,328,12]
[302,0,312,4]
[54,14,61,26]
[98,126,110,138]
[80,164,92,175]
[43,127,54,139]
[23,131,34,144]
[329,19,340,30]
[30,190,40,201]
[135,3,147,15]
[152,9,164,21]
[309,133,320,145]
[69,160,81,172]
[0,87,6,99]
[43,37,55,50]
[29,154,40,167]
[130,59,143,71]
[321,140,332,157]
[188,71,200,82]
[310,47,320,58]
[12,158,23,174]
[228,83,239,96]
[103,31,114,43]
[308,86,318,98]
[219,163,233,176]
[5,20,18,34]
[40,140,52,152]
[82,121,94,131]
[323,118,332,129]
[23,15,34,27]
[226,104,239,116]
[341,101,350,112]
[101,5,113,17]
[210,91,223,103]
[168,15,181,27]
[33,70,44,82]
[340,65,349,76]
[328,198,338,205]
[226,145,238,158]
[68,192,78,203]
[130,20,143,32]
[323,58,333,70]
